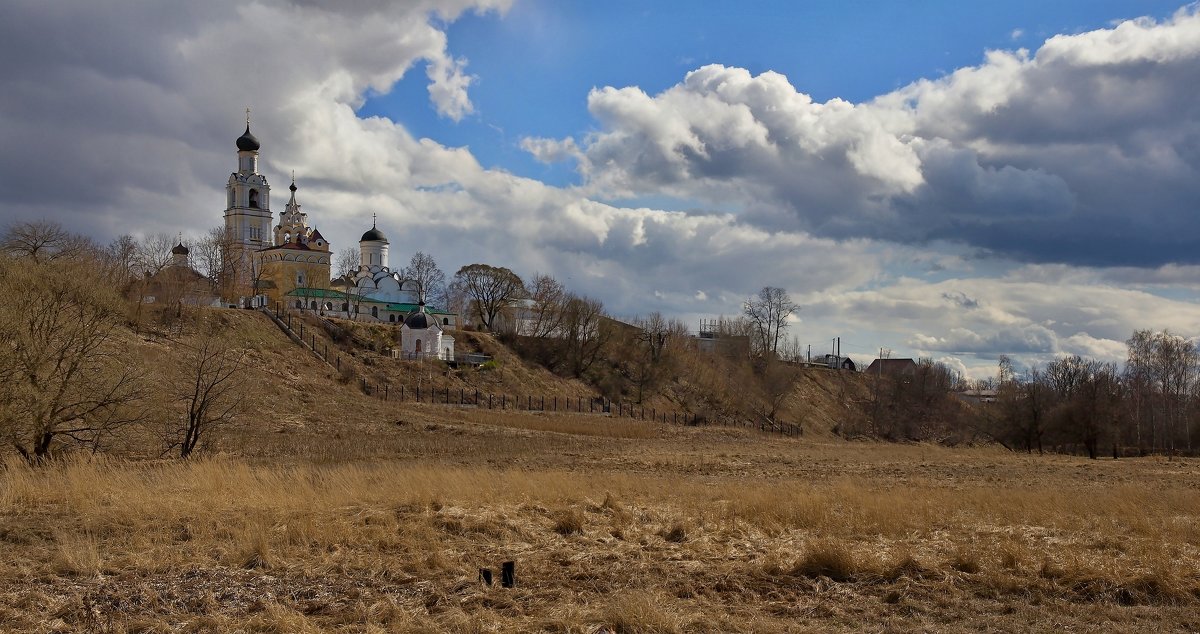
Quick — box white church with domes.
[220,115,457,360]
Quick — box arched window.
[296,272,304,286]
[445,348,450,359]
[323,302,332,311]
[310,301,317,310]
[341,303,349,312]
[389,314,395,322]
[371,306,378,318]
[228,189,234,208]
[443,318,449,325]
[249,189,259,208]
[414,340,423,354]
[294,300,302,308]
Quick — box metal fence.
[358,381,802,437]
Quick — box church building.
[221,114,457,359]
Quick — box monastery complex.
[219,120,457,360]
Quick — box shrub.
[661,521,687,543]
[553,508,585,535]
[791,539,858,582]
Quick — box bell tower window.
[249,189,259,208]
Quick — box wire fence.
[358,380,802,437]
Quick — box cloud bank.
[2,1,1200,377]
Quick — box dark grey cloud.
[533,8,1200,268]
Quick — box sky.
[2,0,1200,379]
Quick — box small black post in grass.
[501,394,506,410]
[474,389,479,405]
[400,385,405,401]
[553,396,557,411]
[501,561,516,588]
[460,388,464,405]
[384,384,388,401]
[488,393,493,409]
[336,356,340,371]
[479,568,493,585]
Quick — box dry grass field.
[2,407,1199,633]
[2,311,1199,632]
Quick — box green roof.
[286,288,347,299]
[285,288,452,314]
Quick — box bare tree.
[1,220,94,263]
[0,256,145,461]
[334,247,360,278]
[403,251,446,304]
[135,232,177,278]
[101,234,139,287]
[560,294,609,377]
[451,263,525,331]
[166,327,246,459]
[743,286,799,357]
[755,358,801,427]
[521,274,568,337]
[191,227,228,283]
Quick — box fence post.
[488,394,493,409]
[501,394,506,410]
[553,396,557,412]
[541,396,545,411]
[401,385,405,401]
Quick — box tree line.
[984,330,1199,457]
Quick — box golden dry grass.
[3,311,1200,631]
[2,441,1200,632]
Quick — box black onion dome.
[171,243,189,255]
[360,226,388,242]
[236,124,260,151]
[403,308,431,329]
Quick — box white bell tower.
[223,109,274,294]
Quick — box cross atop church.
[245,107,251,125]
[372,212,377,227]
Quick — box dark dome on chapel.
[403,307,432,330]
[236,124,260,151]
[360,225,388,242]
[171,243,189,255]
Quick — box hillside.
[87,306,882,462]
